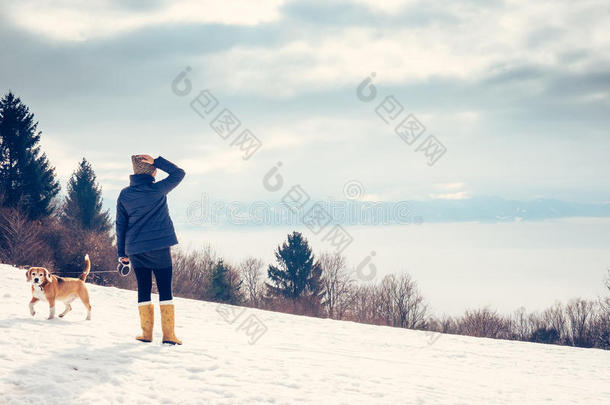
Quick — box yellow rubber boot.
[136,302,154,342]
[160,301,182,345]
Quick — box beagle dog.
[26,254,92,320]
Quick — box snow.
[1,264,609,405]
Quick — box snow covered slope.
[1,264,609,405]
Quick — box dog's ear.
[26,269,32,282]
[44,268,53,283]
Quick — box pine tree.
[210,260,241,304]
[0,92,60,219]
[266,231,324,303]
[307,259,324,300]
[62,158,111,233]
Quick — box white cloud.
[5,0,285,42]
[262,117,377,151]
[6,0,610,206]
[179,148,248,175]
[361,193,386,201]
[428,182,469,199]
[200,28,490,97]
[196,0,610,96]
[39,135,78,179]
[348,0,418,14]
[437,182,466,191]
[429,191,470,200]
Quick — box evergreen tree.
[210,259,241,304]
[266,231,324,302]
[307,259,324,300]
[62,158,111,233]
[0,92,60,219]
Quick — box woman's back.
[116,156,185,257]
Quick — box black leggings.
[134,267,173,303]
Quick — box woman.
[116,154,185,345]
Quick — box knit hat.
[131,155,155,175]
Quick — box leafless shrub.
[437,314,458,334]
[458,307,508,338]
[39,220,117,286]
[0,207,52,266]
[262,295,322,317]
[172,245,217,299]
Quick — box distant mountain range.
[407,196,610,223]
[180,196,610,227]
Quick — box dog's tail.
[79,254,91,281]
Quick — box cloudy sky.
[2,0,609,220]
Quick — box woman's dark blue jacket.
[116,156,185,257]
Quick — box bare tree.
[351,284,368,323]
[378,273,428,329]
[600,270,610,317]
[239,257,265,307]
[527,311,545,333]
[595,271,610,348]
[565,298,595,347]
[318,252,357,319]
[511,307,532,341]
[351,284,382,324]
[335,283,359,320]
[542,303,567,341]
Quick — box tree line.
[0,92,118,284]
[1,91,608,350]
[170,236,610,350]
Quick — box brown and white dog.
[26,254,92,320]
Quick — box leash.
[54,259,132,277]
[59,271,122,274]
[55,270,131,277]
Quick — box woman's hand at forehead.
[137,154,154,165]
